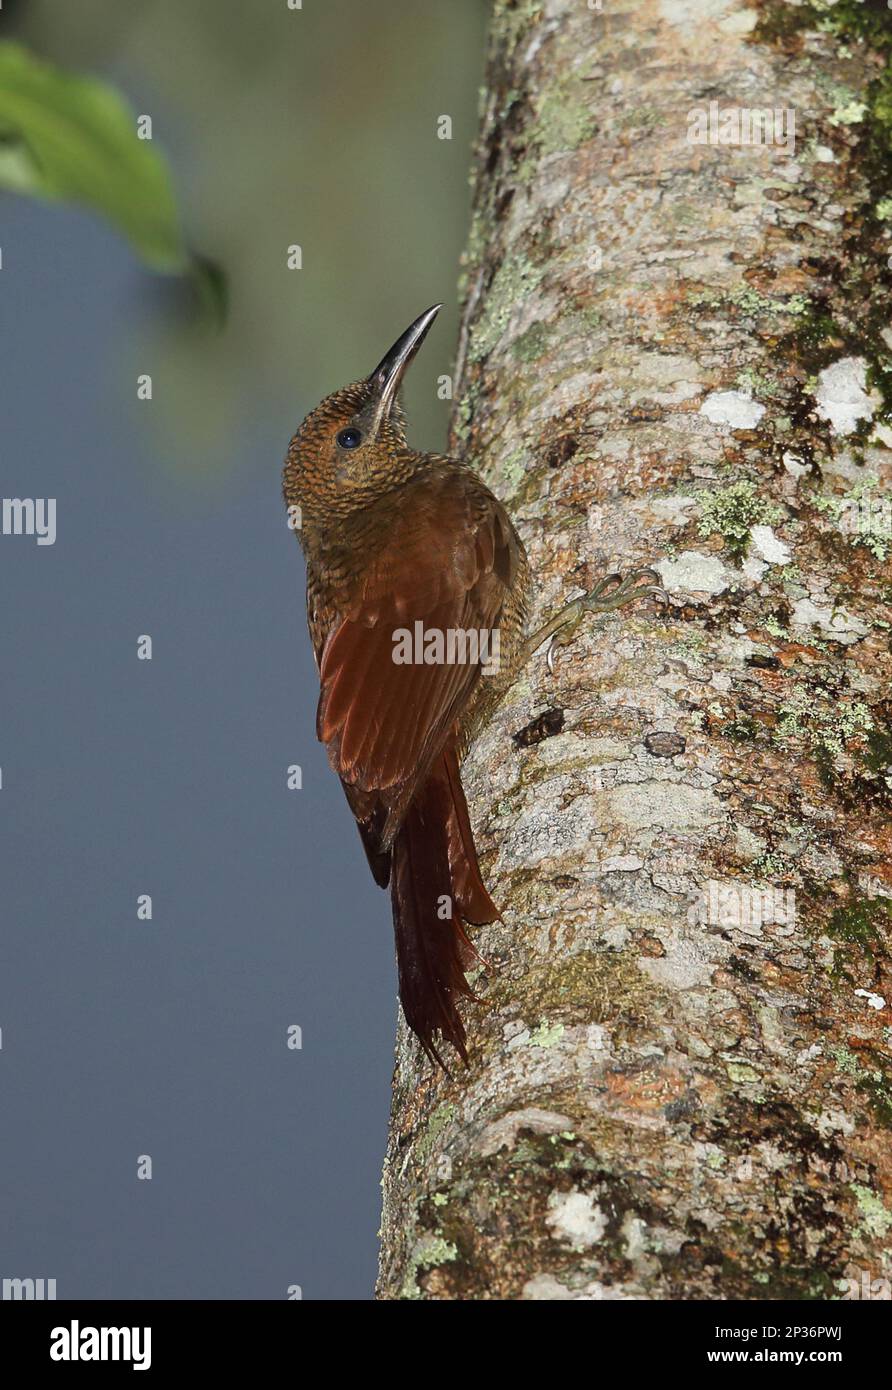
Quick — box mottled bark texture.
[377,0,892,1300]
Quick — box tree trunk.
[377,0,892,1301]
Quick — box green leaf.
[190,253,229,329]
[0,40,187,272]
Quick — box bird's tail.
[390,745,498,1067]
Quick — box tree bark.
[377,0,892,1301]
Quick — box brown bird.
[283,305,657,1066]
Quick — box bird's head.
[284,304,441,514]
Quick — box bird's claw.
[544,566,665,674]
[580,566,666,615]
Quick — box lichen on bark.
[377,0,892,1301]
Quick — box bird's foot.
[530,567,664,674]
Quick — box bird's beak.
[366,303,441,434]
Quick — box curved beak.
[366,303,441,433]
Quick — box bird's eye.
[336,427,363,449]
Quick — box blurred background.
[0,0,487,1299]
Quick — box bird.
[283,304,658,1067]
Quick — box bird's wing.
[316,473,517,809]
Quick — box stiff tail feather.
[390,748,498,1066]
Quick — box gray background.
[0,0,486,1299]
